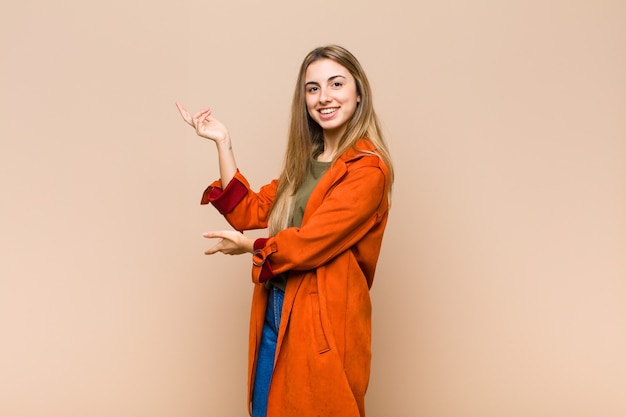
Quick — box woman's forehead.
[305,59,351,81]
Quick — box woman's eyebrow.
[327,75,347,82]
[305,75,347,86]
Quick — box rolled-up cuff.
[253,238,269,251]
[200,176,248,214]
[252,239,277,283]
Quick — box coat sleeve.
[252,159,389,283]
[201,170,278,231]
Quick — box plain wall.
[1,1,625,416]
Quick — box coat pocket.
[309,293,330,354]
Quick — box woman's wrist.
[247,237,256,254]
[214,133,232,152]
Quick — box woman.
[176,44,394,417]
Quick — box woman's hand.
[202,230,255,256]
[175,102,230,146]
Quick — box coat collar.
[337,138,379,163]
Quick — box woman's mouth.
[319,107,338,118]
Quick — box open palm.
[175,102,229,144]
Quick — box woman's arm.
[176,102,237,188]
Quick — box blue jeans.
[252,286,284,417]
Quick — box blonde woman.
[177,44,394,417]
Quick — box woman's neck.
[317,130,343,162]
[317,139,339,162]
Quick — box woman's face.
[304,58,360,139]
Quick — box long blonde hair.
[268,45,394,235]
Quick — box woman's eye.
[308,86,318,93]
[332,82,342,87]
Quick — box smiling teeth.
[320,108,337,114]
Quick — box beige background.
[1,1,625,416]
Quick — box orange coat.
[202,139,391,417]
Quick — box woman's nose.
[319,88,331,103]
